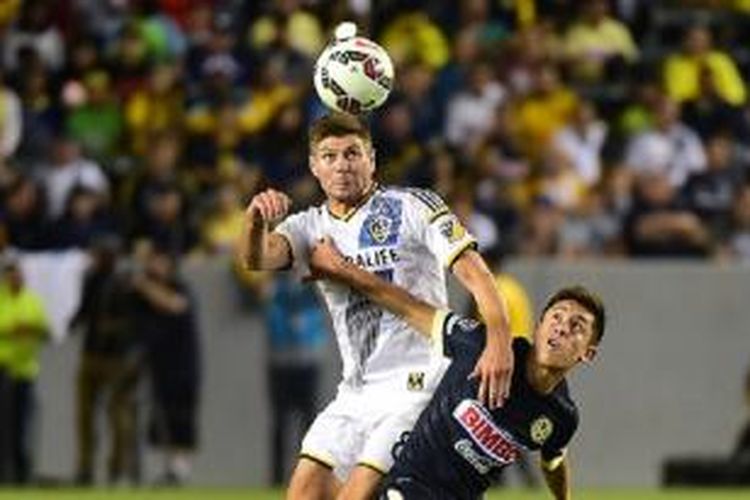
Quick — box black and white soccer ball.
[313,24,394,115]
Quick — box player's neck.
[525,354,566,395]
[327,182,377,218]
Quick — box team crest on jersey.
[360,196,402,248]
[406,371,425,391]
[530,416,554,445]
[439,216,466,243]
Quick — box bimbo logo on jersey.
[453,400,519,465]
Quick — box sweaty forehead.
[549,300,594,324]
[315,135,368,152]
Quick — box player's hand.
[470,332,514,409]
[246,189,292,225]
[308,236,347,281]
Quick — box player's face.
[310,134,375,207]
[534,299,597,370]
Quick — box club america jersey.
[276,185,476,391]
[384,312,579,500]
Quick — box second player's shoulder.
[431,311,485,360]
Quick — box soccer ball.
[313,29,394,115]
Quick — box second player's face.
[534,299,597,370]
[310,135,375,207]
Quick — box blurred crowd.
[0,0,748,262]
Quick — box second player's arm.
[541,455,572,500]
[451,249,513,405]
[309,237,436,337]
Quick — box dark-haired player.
[308,237,605,500]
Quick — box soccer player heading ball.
[240,113,513,498]
[308,236,606,500]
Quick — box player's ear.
[580,345,597,364]
[309,154,320,177]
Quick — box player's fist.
[246,189,291,225]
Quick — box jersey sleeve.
[407,188,477,269]
[430,311,485,360]
[540,415,579,469]
[274,211,312,273]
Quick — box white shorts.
[299,385,433,481]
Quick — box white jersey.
[276,185,477,392]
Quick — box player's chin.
[538,351,571,369]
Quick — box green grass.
[0,489,748,499]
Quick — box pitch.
[0,489,748,499]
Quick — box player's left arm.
[540,453,571,500]
[451,249,513,408]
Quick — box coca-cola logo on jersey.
[453,399,519,465]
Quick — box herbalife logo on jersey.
[453,399,519,466]
[344,248,400,269]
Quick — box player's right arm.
[309,236,436,337]
[541,454,571,500]
[239,189,293,270]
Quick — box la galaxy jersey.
[276,185,476,390]
[387,312,579,500]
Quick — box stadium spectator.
[0,175,49,251]
[0,254,49,484]
[725,183,750,264]
[624,97,706,188]
[124,62,184,156]
[732,365,750,463]
[393,61,441,143]
[131,185,198,257]
[563,0,639,84]
[65,70,124,169]
[433,27,481,121]
[532,146,589,214]
[200,181,245,255]
[444,60,506,155]
[380,11,450,70]
[16,62,60,163]
[511,64,578,161]
[69,238,141,486]
[664,25,746,106]
[680,65,750,143]
[2,0,64,73]
[373,98,425,185]
[500,20,564,97]
[131,243,202,486]
[552,100,609,187]
[624,171,711,257]
[682,134,746,241]
[51,186,118,250]
[35,135,109,221]
[254,103,309,190]
[0,71,22,161]
[256,273,327,486]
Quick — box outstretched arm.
[238,189,293,270]
[309,237,437,336]
[541,455,571,500]
[451,249,513,408]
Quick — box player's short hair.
[309,112,372,150]
[542,285,606,344]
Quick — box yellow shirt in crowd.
[495,273,533,339]
[664,51,747,105]
[0,284,49,380]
